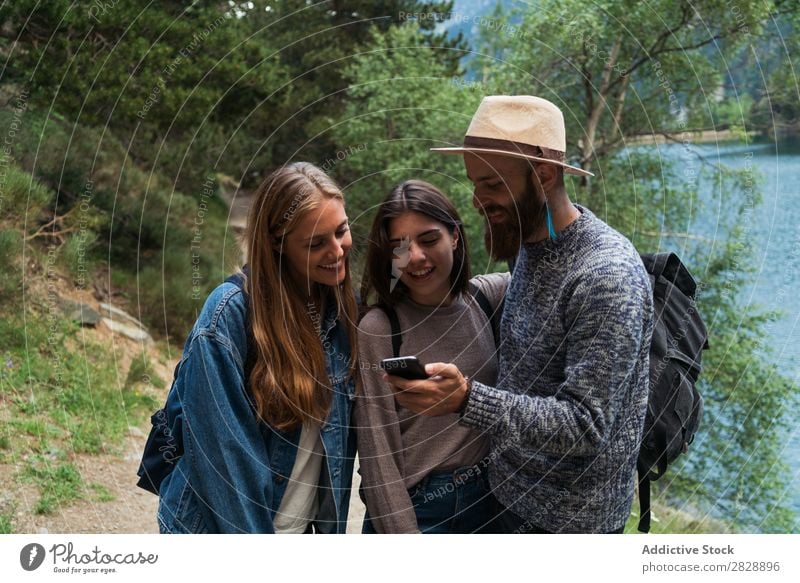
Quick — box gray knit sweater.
[461,205,654,533]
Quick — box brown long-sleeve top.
[354,273,510,533]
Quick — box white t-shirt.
[273,422,324,534]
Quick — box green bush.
[0,229,22,276]
[5,107,241,341]
[61,230,97,284]
[0,163,53,227]
[125,355,165,390]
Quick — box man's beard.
[483,181,546,261]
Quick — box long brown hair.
[361,179,471,307]
[244,162,358,431]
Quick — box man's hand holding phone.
[381,358,469,417]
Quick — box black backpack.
[136,271,252,495]
[375,281,504,359]
[636,252,709,533]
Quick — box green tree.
[0,1,287,134]
[0,1,465,194]
[242,0,466,171]
[0,0,291,195]
[331,23,496,283]
[750,6,800,138]
[0,0,469,340]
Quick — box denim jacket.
[157,280,356,534]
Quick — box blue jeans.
[363,466,499,534]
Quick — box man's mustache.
[481,205,509,217]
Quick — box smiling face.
[388,211,458,306]
[464,153,546,260]
[281,195,351,293]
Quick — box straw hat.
[431,95,593,177]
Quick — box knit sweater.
[355,273,509,534]
[461,205,654,533]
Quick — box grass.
[1,308,159,452]
[0,302,159,516]
[0,114,234,527]
[624,498,733,534]
[89,483,115,503]
[23,458,84,515]
[0,511,13,534]
[3,119,240,345]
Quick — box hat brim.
[430,146,594,177]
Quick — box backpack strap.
[224,272,245,289]
[224,267,258,382]
[224,264,250,291]
[469,281,503,347]
[469,281,493,318]
[637,460,652,533]
[375,304,402,358]
[640,252,697,299]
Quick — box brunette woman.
[356,180,508,533]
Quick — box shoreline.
[628,129,757,145]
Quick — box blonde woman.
[156,162,359,533]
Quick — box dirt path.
[7,432,159,534]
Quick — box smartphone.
[380,356,429,380]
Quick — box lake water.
[646,138,800,521]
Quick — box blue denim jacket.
[157,280,356,533]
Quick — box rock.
[101,318,154,345]
[38,527,49,534]
[98,303,154,344]
[60,299,102,327]
[99,302,146,329]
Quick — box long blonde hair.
[244,162,358,431]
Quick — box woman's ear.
[451,228,459,250]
